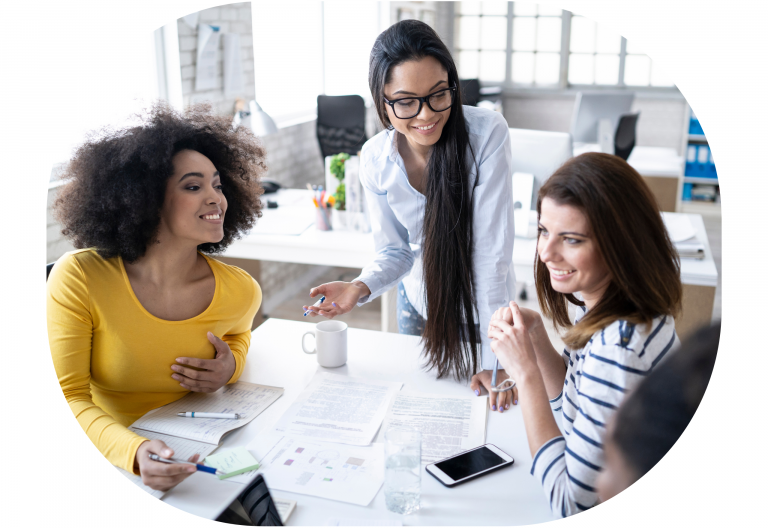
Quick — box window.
[510,2,562,86]
[251,3,324,122]
[454,1,678,90]
[455,2,509,82]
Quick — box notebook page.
[131,382,284,444]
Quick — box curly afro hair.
[53,101,266,263]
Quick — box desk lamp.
[232,99,278,137]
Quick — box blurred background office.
[46,1,721,342]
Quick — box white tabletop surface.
[225,191,717,288]
[162,318,555,525]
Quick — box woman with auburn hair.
[47,102,265,491]
[488,152,682,517]
[304,20,516,411]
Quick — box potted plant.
[329,152,349,227]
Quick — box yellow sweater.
[46,249,262,473]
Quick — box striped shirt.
[530,307,678,517]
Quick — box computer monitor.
[570,91,635,145]
[508,128,573,237]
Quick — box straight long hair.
[535,153,682,349]
[369,20,479,380]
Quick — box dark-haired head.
[597,322,719,502]
[369,20,480,381]
[534,152,682,349]
[53,102,265,263]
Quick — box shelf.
[684,176,718,185]
[687,134,708,142]
[681,200,721,216]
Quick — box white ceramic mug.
[302,320,348,368]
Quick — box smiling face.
[383,56,451,153]
[537,197,611,308]
[157,149,227,247]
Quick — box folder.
[686,145,697,177]
[697,144,712,178]
[708,148,717,179]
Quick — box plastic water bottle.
[384,427,421,514]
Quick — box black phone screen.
[434,446,506,481]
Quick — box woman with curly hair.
[47,102,265,491]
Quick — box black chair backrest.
[460,79,480,107]
[614,112,640,161]
[316,95,368,160]
[46,262,55,281]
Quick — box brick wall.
[178,2,255,116]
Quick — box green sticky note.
[205,447,260,480]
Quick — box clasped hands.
[472,302,540,413]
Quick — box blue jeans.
[396,282,481,340]
[396,282,425,336]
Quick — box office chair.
[316,95,368,160]
[46,262,55,281]
[614,112,640,161]
[459,79,480,107]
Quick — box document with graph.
[249,433,385,506]
[130,381,284,445]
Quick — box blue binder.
[686,145,697,176]
[698,145,713,178]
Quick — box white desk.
[225,191,717,337]
[574,144,685,212]
[161,318,554,525]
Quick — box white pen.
[177,412,241,419]
[303,295,326,317]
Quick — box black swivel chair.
[46,262,55,281]
[316,95,368,160]
[459,79,480,107]
[614,112,640,161]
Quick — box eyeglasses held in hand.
[383,86,456,119]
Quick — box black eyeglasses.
[383,86,456,119]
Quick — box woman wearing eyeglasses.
[304,20,516,408]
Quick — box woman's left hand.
[488,302,538,381]
[172,332,236,392]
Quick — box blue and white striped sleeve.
[532,339,659,517]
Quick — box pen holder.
[315,205,332,231]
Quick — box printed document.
[272,372,402,445]
[375,391,488,464]
[131,382,284,445]
[250,433,385,506]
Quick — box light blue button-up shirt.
[355,105,516,371]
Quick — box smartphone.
[426,444,514,487]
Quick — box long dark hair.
[535,153,682,349]
[369,20,479,380]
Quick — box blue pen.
[491,358,499,388]
[303,295,326,317]
[148,454,223,475]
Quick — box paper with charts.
[250,433,385,506]
[116,430,219,499]
[130,382,284,445]
[375,391,488,464]
[272,372,402,445]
